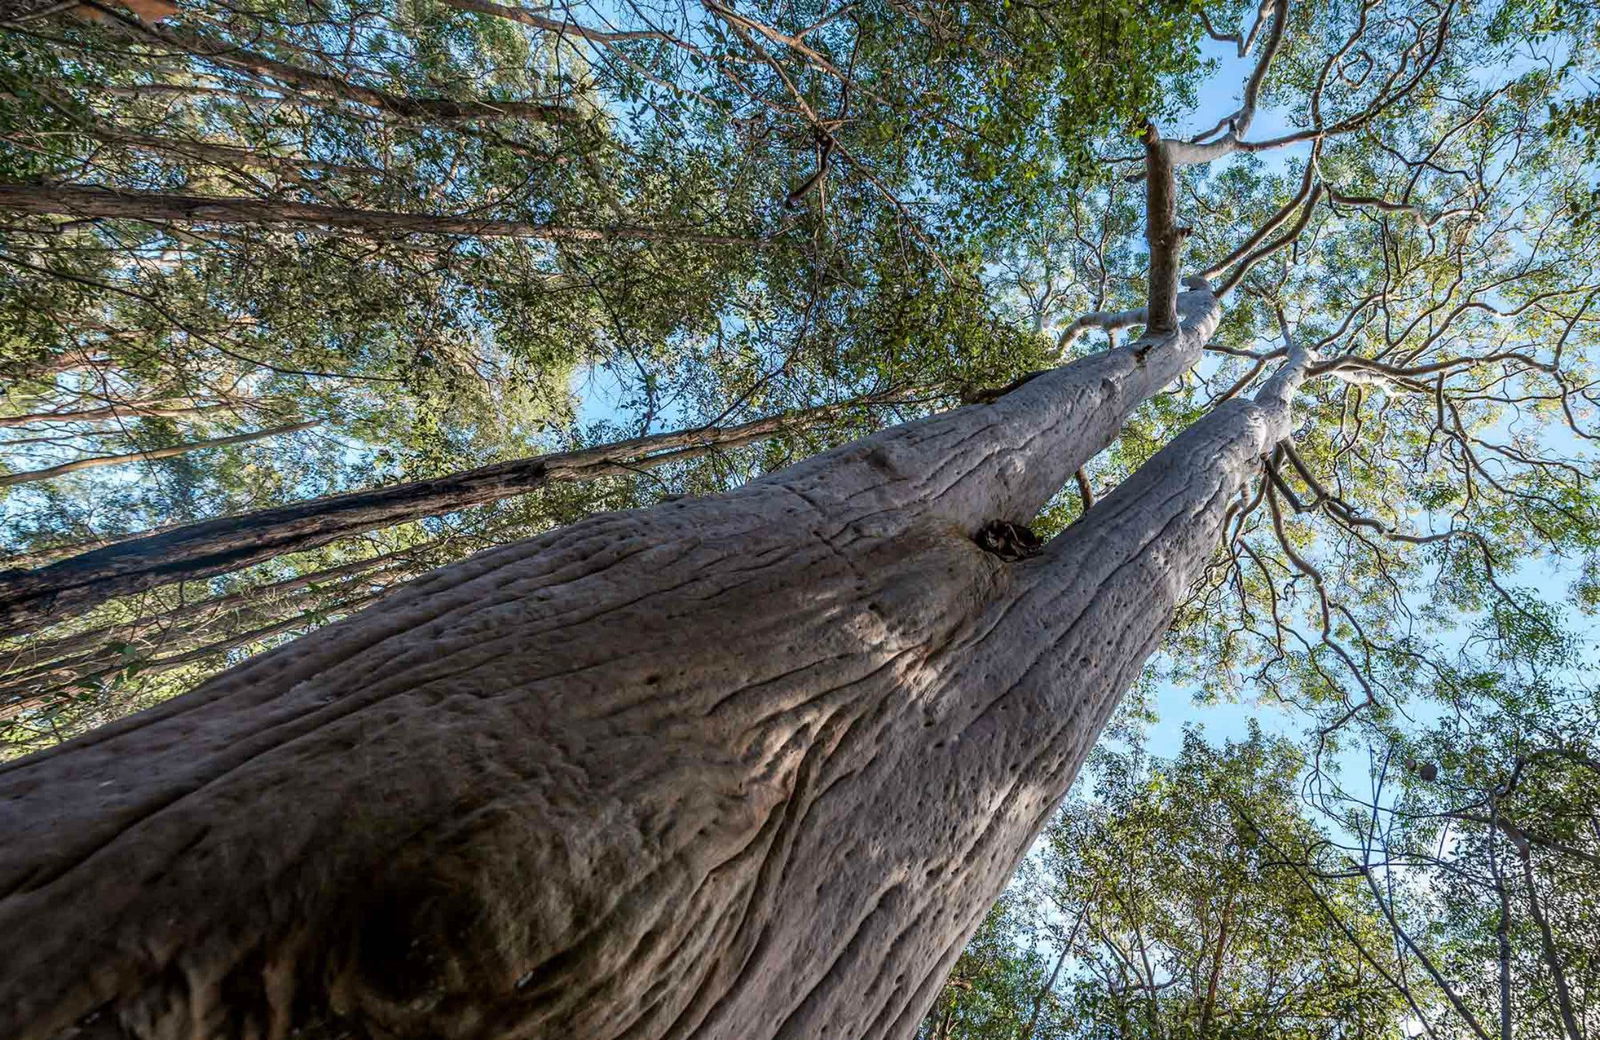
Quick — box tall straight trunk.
[1518,847,1584,1040]
[82,7,580,126]
[0,286,1286,1040]
[0,349,113,382]
[0,401,236,428]
[0,184,762,247]
[4,549,421,673]
[0,583,391,723]
[0,420,318,488]
[89,129,382,178]
[1196,886,1238,1038]
[0,552,423,712]
[1018,898,1091,1040]
[0,398,884,637]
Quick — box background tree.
[924,648,1600,1040]
[923,728,1409,1040]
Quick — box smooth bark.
[1143,127,1183,335]
[0,399,880,637]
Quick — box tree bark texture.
[0,286,1310,1040]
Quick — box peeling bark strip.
[0,400,873,637]
[0,184,763,247]
[0,289,1289,1040]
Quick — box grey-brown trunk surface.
[0,289,1298,1040]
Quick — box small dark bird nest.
[1404,758,1439,782]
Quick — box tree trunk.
[1017,898,1089,1040]
[0,397,886,636]
[0,285,1312,1040]
[0,420,319,489]
[4,549,421,672]
[81,8,581,126]
[1196,885,1237,1038]
[0,400,243,429]
[0,349,113,383]
[0,551,423,714]
[0,585,388,723]
[0,184,763,247]
[88,129,382,179]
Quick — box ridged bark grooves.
[0,285,1301,1040]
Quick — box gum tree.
[0,0,1597,1039]
[0,0,1191,728]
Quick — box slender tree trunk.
[78,5,581,126]
[0,397,891,637]
[0,583,390,723]
[0,349,112,383]
[1488,805,1514,1040]
[1518,847,1584,1040]
[101,587,389,685]
[0,184,763,247]
[4,548,421,671]
[1017,897,1090,1040]
[0,420,319,489]
[88,129,381,178]
[0,401,236,428]
[1196,886,1237,1038]
[0,551,423,712]
[0,283,1305,1040]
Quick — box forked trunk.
[0,287,1310,1040]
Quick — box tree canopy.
[2,0,1598,1034]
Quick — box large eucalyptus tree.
[0,0,1597,1037]
[0,0,1185,731]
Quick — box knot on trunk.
[974,520,1043,561]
